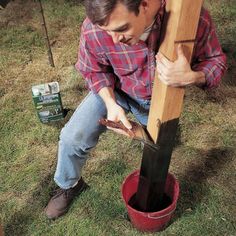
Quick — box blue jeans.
[54,90,150,189]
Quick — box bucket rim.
[121,170,179,215]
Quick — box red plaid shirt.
[76,7,226,100]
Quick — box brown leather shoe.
[44,178,88,219]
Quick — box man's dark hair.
[84,0,143,26]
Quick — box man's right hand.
[98,87,132,136]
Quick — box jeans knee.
[59,130,87,158]
[59,126,80,145]
[59,125,99,154]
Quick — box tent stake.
[38,0,55,67]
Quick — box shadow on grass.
[174,147,234,219]
[43,108,74,130]
[4,172,55,236]
[223,43,236,87]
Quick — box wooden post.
[135,0,204,212]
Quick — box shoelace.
[51,188,71,199]
[51,184,84,199]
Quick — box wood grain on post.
[135,0,204,212]
[147,0,204,141]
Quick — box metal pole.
[38,0,55,67]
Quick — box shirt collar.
[146,2,165,52]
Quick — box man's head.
[84,0,142,26]
[84,0,162,45]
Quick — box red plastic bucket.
[121,170,179,232]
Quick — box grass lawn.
[0,0,235,235]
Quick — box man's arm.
[191,8,227,89]
[75,20,116,93]
[98,87,132,134]
[76,19,131,131]
[156,44,206,87]
[155,8,226,88]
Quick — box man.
[45,0,226,219]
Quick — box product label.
[32,82,64,123]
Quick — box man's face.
[99,2,148,46]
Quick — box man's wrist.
[98,87,117,107]
[104,97,117,107]
[190,70,206,86]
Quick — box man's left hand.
[156,44,204,87]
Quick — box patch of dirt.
[205,85,236,104]
[0,0,38,28]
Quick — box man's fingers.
[156,62,168,76]
[108,127,132,137]
[120,116,132,130]
[177,44,185,58]
[158,74,170,85]
[156,52,173,68]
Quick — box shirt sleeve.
[75,23,116,93]
[192,8,227,89]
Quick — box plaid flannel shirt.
[76,7,226,100]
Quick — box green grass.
[0,0,236,235]
[205,0,236,87]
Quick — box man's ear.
[140,0,149,11]
[141,0,150,9]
